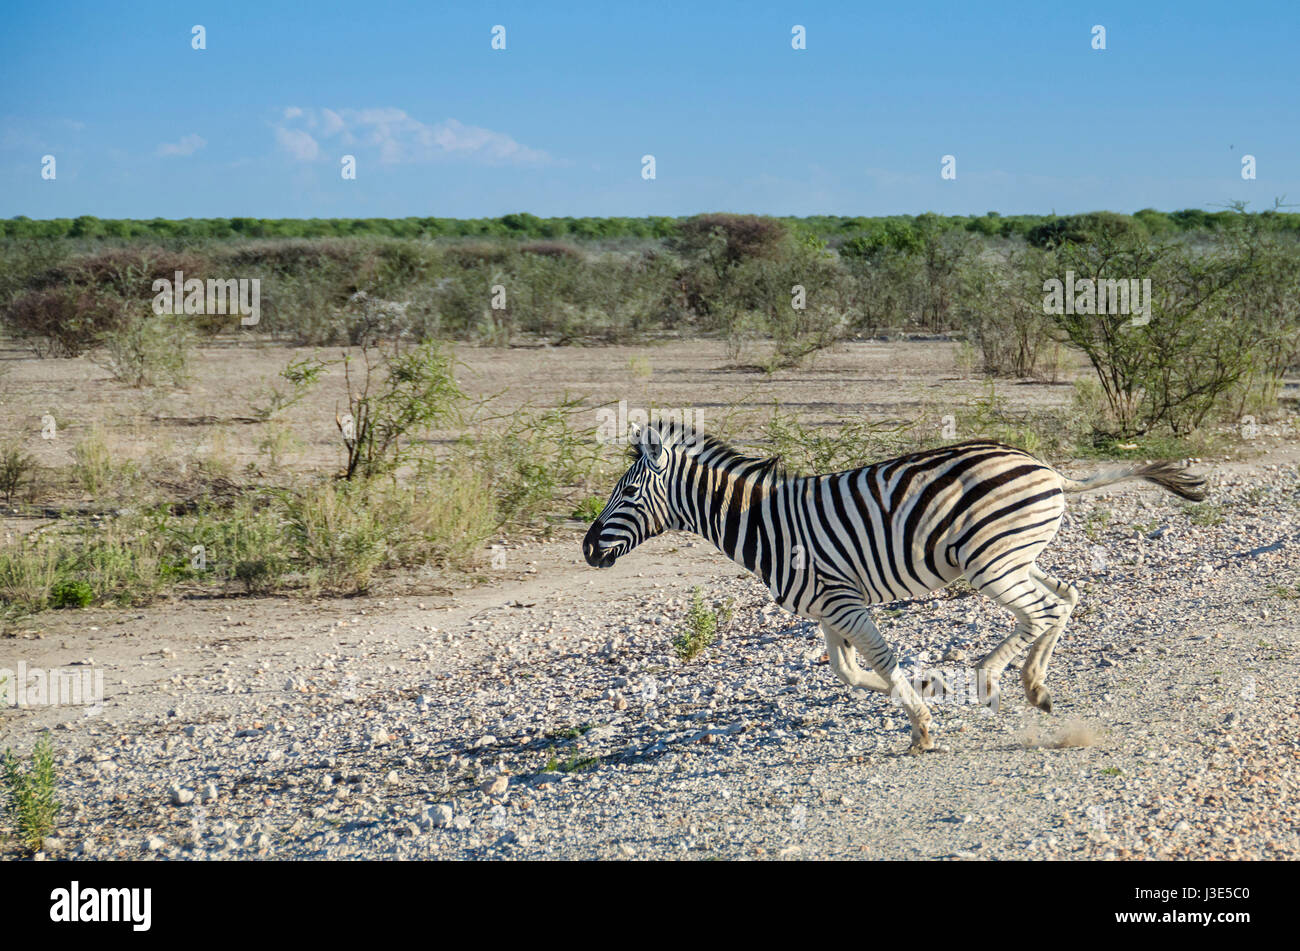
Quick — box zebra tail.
[1058,460,1207,502]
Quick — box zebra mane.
[628,420,789,483]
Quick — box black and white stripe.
[583,422,1205,751]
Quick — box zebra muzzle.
[582,532,617,568]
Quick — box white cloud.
[157,134,207,157]
[320,108,345,136]
[274,126,320,161]
[426,118,549,164]
[273,107,549,165]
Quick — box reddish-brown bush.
[671,214,787,267]
[6,286,126,357]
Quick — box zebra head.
[583,423,674,568]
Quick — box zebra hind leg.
[972,565,1069,714]
[1018,567,1079,713]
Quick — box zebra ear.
[640,425,667,470]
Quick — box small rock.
[425,804,454,828]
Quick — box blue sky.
[2,1,1297,219]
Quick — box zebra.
[582,421,1206,753]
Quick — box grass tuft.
[674,586,733,662]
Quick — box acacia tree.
[956,244,1058,379]
[1048,209,1276,436]
[334,340,464,480]
[1216,205,1300,418]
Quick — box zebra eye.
[622,483,639,500]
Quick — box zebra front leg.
[821,623,956,696]
[824,624,951,699]
[823,624,892,693]
[828,605,935,753]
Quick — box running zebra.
[582,421,1205,752]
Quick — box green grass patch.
[1082,508,1112,540]
[1073,432,1207,462]
[571,496,605,521]
[1184,502,1226,527]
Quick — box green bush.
[1025,212,1147,250]
[284,481,387,594]
[571,496,605,521]
[674,587,733,661]
[955,245,1060,379]
[463,396,606,526]
[49,578,92,609]
[761,403,923,473]
[93,310,195,387]
[2,733,61,853]
[838,215,973,334]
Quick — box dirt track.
[2,339,1298,860]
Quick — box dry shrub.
[64,246,206,298]
[440,241,514,268]
[6,286,119,356]
[212,239,367,276]
[519,241,582,259]
[3,246,210,355]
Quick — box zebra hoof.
[907,736,936,755]
[982,688,1000,715]
[1026,685,1052,713]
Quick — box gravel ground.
[2,448,1298,861]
